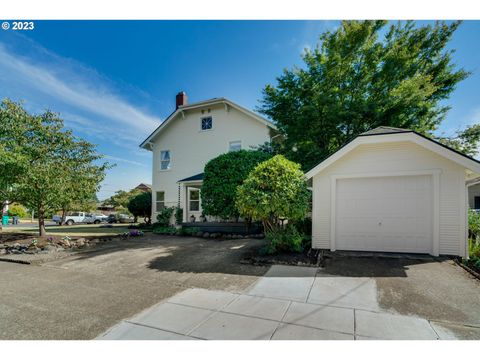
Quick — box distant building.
[134,183,152,192]
[96,203,116,215]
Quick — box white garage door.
[335,175,433,254]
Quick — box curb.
[454,258,480,281]
[0,257,31,265]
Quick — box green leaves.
[0,99,111,235]
[259,20,469,170]
[127,191,152,222]
[201,150,272,219]
[235,155,309,231]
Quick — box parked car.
[52,212,89,225]
[107,214,118,224]
[118,214,135,223]
[107,214,135,224]
[84,213,109,224]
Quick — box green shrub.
[265,225,304,254]
[236,155,309,233]
[293,217,312,236]
[175,207,183,225]
[156,207,175,227]
[127,192,152,223]
[469,210,480,240]
[177,227,200,236]
[201,150,272,219]
[7,203,28,218]
[468,238,480,258]
[152,226,177,235]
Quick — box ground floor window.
[189,189,200,211]
[475,196,480,209]
[156,191,165,212]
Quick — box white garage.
[306,127,480,257]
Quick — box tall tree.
[0,100,30,231]
[127,191,152,223]
[0,99,110,236]
[259,21,470,170]
[437,124,480,157]
[104,188,143,214]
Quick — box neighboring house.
[306,127,480,257]
[467,178,480,209]
[96,203,116,215]
[140,92,277,222]
[134,183,152,193]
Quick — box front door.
[187,188,201,222]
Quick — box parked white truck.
[52,212,108,225]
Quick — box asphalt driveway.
[1,235,479,339]
[0,235,267,340]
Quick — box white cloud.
[103,155,147,167]
[0,42,159,134]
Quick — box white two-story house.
[140,92,277,222]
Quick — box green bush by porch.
[201,150,272,220]
[236,155,310,253]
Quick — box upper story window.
[229,140,242,152]
[160,150,171,170]
[201,116,213,131]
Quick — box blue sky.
[0,20,479,199]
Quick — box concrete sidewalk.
[99,265,461,340]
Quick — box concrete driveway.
[100,258,480,340]
[1,234,479,340]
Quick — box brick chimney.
[176,91,188,109]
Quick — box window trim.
[189,189,200,212]
[159,150,171,171]
[228,140,242,152]
[156,191,165,212]
[200,116,213,132]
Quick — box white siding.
[312,141,467,256]
[150,103,272,218]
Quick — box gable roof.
[305,127,480,180]
[178,173,204,183]
[359,126,412,136]
[139,98,277,150]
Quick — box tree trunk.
[38,206,46,237]
[60,208,67,226]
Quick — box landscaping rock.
[203,232,210,238]
[44,244,56,252]
[196,232,203,237]
[76,238,86,247]
[0,249,6,255]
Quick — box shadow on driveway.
[65,234,268,277]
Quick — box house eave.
[139,98,277,149]
[305,131,480,180]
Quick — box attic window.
[201,116,213,131]
[160,150,171,170]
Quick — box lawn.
[3,223,132,237]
